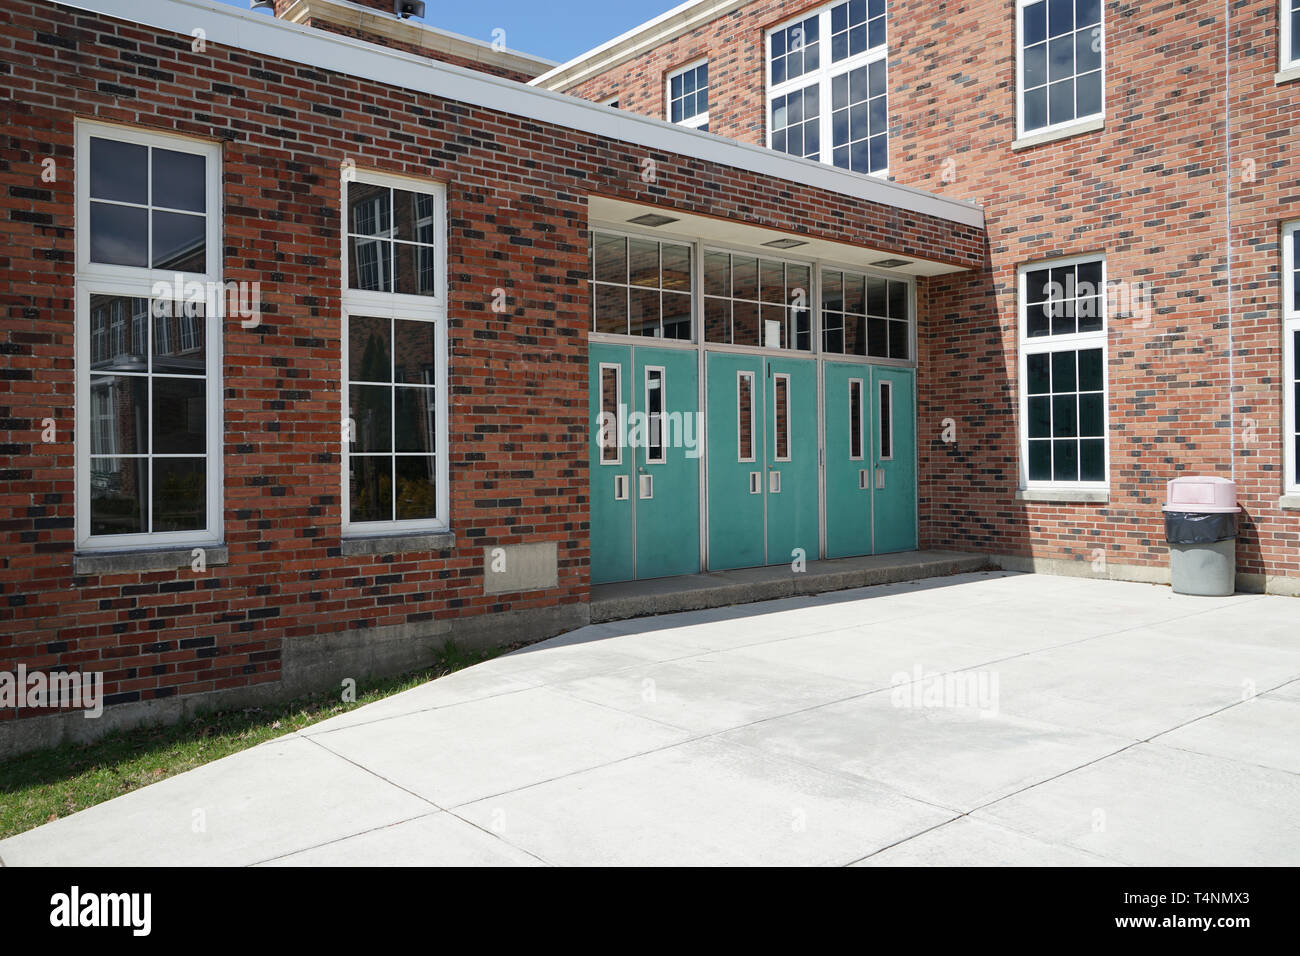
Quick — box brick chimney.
[275,0,416,17]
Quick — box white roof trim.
[60,0,984,230]
[280,0,557,76]
[529,0,746,93]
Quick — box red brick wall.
[0,0,981,723]
[564,0,1300,585]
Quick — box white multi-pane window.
[1019,256,1108,487]
[667,60,709,130]
[766,0,889,175]
[1284,1,1300,70]
[820,267,911,360]
[1017,0,1104,137]
[341,170,448,533]
[590,231,694,340]
[74,121,223,550]
[1283,224,1300,493]
[701,249,812,350]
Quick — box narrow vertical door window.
[849,378,864,459]
[645,367,666,464]
[879,379,893,460]
[774,374,791,461]
[738,371,755,461]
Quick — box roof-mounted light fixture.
[394,0,425,19]
[870,257,911,268]
[627,213,679,228]
[763,238,807,250]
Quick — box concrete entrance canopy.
[588,197,974,278]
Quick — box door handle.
[614,474,629,500]
[875,466,885,490]
[858,469,869,490]
[749,471,762,494]
[638,474,654,499]
[769,470,781,494]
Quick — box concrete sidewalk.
[2,571,1297,866]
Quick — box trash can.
[1163,477,1240,596]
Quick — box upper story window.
[766,0,889,176]
[1283,224,1300,493]
[1285,1,1300,69]
[1018,0,1104,137]
[590,231,693,340]
[1019,255,1108,487]
[821,267,911,360]
[668,60,709,130]
[342,170,448,534]
[75,121,223,551]
[702,250,812,350]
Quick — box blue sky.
[223,0,677,63]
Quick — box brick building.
[0,0,987,752]
[532,0,1300,588]
[0,0,1294,753]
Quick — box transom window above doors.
[766,0,890,176]
[1018,0,1104,137]
[821,267,911,360]
[1018,255,1109,487]
[590,231,694,339]
[74,121,224,551]
[667,60,709,130]
[341,170,448,534]
[587,229,919,358]
[703,250,812,351]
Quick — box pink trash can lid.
[1163,476,1240,513]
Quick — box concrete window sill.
[341,530,456,556]
[1016,488,1109,504]
[1279,494,1300,511]
[74,544,229,576]
[1275,63,1300,84]
[1010,115,1104,151]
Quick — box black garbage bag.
[1164,511,1237,545]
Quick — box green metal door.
[633,347,701,579]
[706,351,766,570]
[764,356,819,565]
[589,344,634,584]
[870,365,917,553]
[823,361,872,558]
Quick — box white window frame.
[1283,0,1300,72]
[340,168,449,536]
[849,377,865,460]
[765,1,889,178]
[666,58,709,130]
[1017,253,1110,491]
[598,362,624,466]
[74,120,224,551]
[1283,223,1300,493]
[878,378,894,461]
[737,370,757,463]
[644,365,667,464]
[773,372,793,462]
[589,226,696,340]
[1015,0,1106,140]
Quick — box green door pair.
[704,352,819,571]
[823,361,917,557]
[588,343,701,584]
